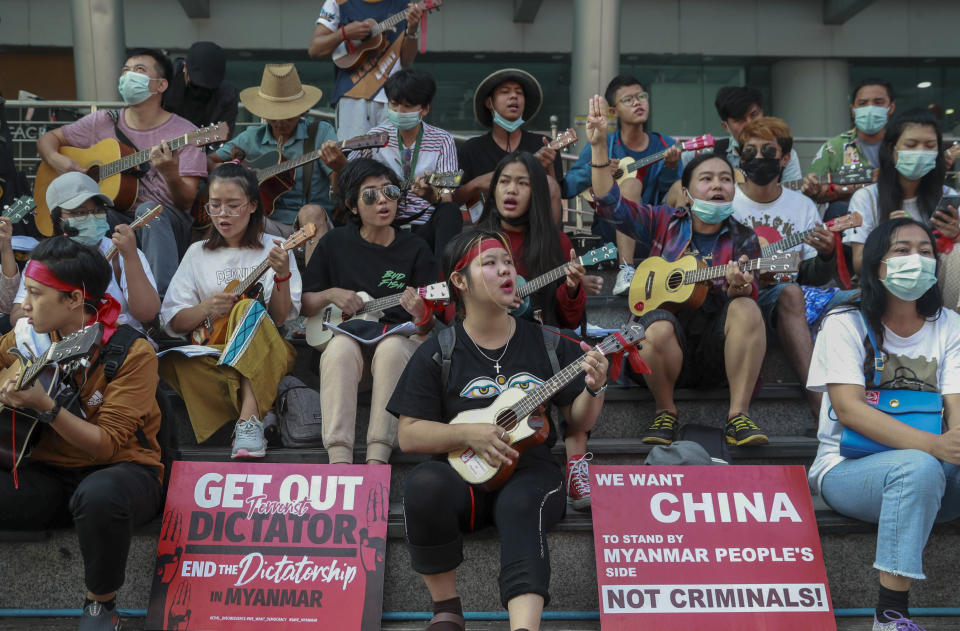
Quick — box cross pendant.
[493,361,501,373]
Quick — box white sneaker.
[613,264,635,296]
[231,415,267,459]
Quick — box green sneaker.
[642,411,679,445]
[725,413,769,446]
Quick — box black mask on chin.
[740,157,782,186]
[498,210,530,227]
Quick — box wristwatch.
[585,383,607,398]
[36,402,62,425]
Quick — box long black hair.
[830,217,941,354]
[204,162,264,250]
[442,228,511,321]
[876,108,946,225]
[30,235,111,308]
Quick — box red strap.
[341,26,355,54]
[935,232,954,255]
[608,331,650,380]
[419,7,428,55]
[468,485,476,531]
[834,231,852,289]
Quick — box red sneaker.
[566,452,593,511]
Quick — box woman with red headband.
[159,162,300,459]
[0,236,163,630]
[387,229,608,631]
[301,157,437,465]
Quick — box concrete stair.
[5,264,959,625]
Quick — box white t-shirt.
[806,308,960,494]
[160,233,303,336]
[14,237,157,334]
[733,186,819,263]
[845,183,959,245]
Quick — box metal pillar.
[569,0,620,152]
[71,0,126,101]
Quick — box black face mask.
[498,210,530,227]
[740,157,782,186]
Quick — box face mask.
[895,150,938,180]
[118,71,155,105]
[686,192,735,224]
[386,108,421,131]
[493,111,524,133]
[498,209,529,227]
[64,213,109,247]
[853,105,888,135]
[881,253,937,301]
[740,157,782,186]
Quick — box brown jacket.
[0,329,163,479]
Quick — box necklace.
[466,319,514,374]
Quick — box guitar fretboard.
[517,262,571,299]
[356,292,404,315]
[373,4,417,35]
[625,148,668,174]
[683,259,765,285]
[98,134,192,180]
[761,228,815,257]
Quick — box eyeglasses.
[60,205,105,219]
[205,201,249,217]
[618,92,649,106]
[738,143,780,162]
[360,185,402,206]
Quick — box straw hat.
[240,64,323,120]
[473,68,542,128]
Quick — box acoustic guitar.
[190,223,317,345]
[627,251,801,317]
[332,0,443,70]
[448,323,645,491]
[0,323,103,472]
[33,122,229,236]
[512,242,618,317]
[104,204,163,262]
[305,281,450,350]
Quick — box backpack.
[271,375,324,448]
[98,325,179,491]
[676,423,730,464]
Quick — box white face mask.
[881,253,937,301]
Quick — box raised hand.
[585,95,609,147]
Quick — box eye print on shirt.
[506,372,543,392]
[459,372,545,399]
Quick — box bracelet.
[589,161,611,168]
[415,310,432,327]
[274,272,292,284]
[585,383,607,398]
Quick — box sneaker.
[231,415,267,459]
[566,452,593,511]
[642,411,678,445]
[724,413,769,447]
[613,263,635,296]
[78,601,121,630]
[873,611,927,630]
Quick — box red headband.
[452,238,505,273]
[25,260,121,343]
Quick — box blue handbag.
[837,313,943,459]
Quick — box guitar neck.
[234,258,272,297]
[626,149,667,174]
[517,261,574,299]
[761,228,814,257]
[357,291,404,315]
[20,346,52,389]
[683,259,763,284]
[254,138,362,181]
[98,133,192,180]
[374,4,417,35]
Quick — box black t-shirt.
[303,223,438,323]
[458,130,564,185]
[386,318,586,453]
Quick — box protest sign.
[146,461,390,631]
[591,465,834,631]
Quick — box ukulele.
[0,196,37,226]
[580,134,715,203]
[190,224,317,345]
[103,204,163,262]
[332,0,443,70]
[759,211,862,257]
[512,242,618,317]
[627,251,801,317]
[305,282,450,350]
[0,323,103,472]
[448,323,645,491]
[33,122,229,236]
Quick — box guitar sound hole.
[666,271,683,291]
[86,165,100,181]
[496,410,518,433]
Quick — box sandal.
[426,612,466,630]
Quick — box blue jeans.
[821,449,960,579]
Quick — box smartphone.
[936,195,960,213]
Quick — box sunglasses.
[360,185,402,206]
[738,143,780,162]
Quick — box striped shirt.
[350,122,459,225]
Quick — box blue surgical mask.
[386,108,421,131]
[118,71,155,105]
[686,192,735,224]
[65,213,109,247]
[853,106,888,135]
[895,150,938,180]
[882,253,937,301]
[493,111,524,133]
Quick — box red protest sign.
[145,461,390,631]
[591,465,834,631]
